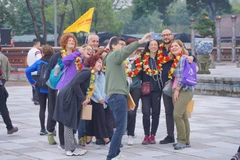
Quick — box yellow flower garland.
[86,69,95,99]
[61,49,82,71]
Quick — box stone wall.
[195,76,240,97]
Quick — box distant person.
[25,45,54,136]
[87,34,99,54]
[27,38,41,105]
[0,45,11,86]
[0,67,18,134]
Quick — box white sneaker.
[112,153,127,160]
[66,148,87,156]
[127,136,134,146]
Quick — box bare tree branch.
[40,0,47,44]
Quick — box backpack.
[46,59,66,89]
[182,59,197,86]
[37,60,49,90]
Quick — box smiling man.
[87,34,99,54]
[104,33,152,160]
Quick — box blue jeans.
[107,94,127,160]
[2,79,6,86]
[78,119,87,139]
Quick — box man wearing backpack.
[25,45,54,136]
[27,39,42,105]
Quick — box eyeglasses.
[118,43,126,46]
[162,34,172,37]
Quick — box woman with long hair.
[169,40,194,150]
[141,40,162,145]
[53,55,103,156]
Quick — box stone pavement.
[0,85,239,160]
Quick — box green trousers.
[173,89,193,144]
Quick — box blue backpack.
[46,59,66,89]
[181,60,197,86]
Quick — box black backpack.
[37,60,49,90]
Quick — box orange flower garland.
[61,49,83,71]
[143,43,172,76]
[125,53,142,77]
[168,53,183,79]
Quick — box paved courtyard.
[0,85,239,160]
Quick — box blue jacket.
[25,59,48,93]
[91,71,107,108]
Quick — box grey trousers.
[64,126,79,151]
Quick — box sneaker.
[78,136,86,146]
[66,148,87,156]
[159,136,175,144]
[84,141,100,150]
[39,129,48,135]
[174,142,186,150]
[48,134,57,145]
[34,101,39,105]
[7,127,18,134]
[112,153,127,160]
[149,134,156,144]
[57,144,65,152]
[142,135,149,145]
[120,143,124,148]
[231,152,240,160]
[127,136,134,146]
[173,143,191,148]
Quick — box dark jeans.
[0,85,13,130]
[38,92,48,130]
[107,94,127,160]
[163,93,174,137]
[32,75,39,102]
[46,88,57,132]
[141,91,161,136]
[127,88,141,136]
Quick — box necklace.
[125,53,142,77]
[61,49,83,71]
[86,69,95,98]
[168,53,183,79]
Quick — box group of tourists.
[23,28,196,160]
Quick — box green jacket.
[0,52,11,81]
[104,41,140,97]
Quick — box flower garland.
[142,43,174,76]
[125,53,142,77]
[86,69,95,98]
[61,49,83,71]
[168,53,183,79]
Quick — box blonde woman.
[169,40,194,150]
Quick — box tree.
[186,0,232,19]
[26,0,47,44]
[193,12,216,38]
[0,0,17,28]
[132,0,176,25]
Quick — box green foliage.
[132,0,176,25]
[193,12,216,37]
[186,0,232,19]
[231,0,240,14]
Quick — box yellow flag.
[63,8,94,34]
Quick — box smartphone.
[150,33,161,40]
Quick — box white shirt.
[27,47,42,75]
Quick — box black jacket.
[53,68,91,130]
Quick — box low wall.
[2,47,240,68]
[195,76,240,97]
